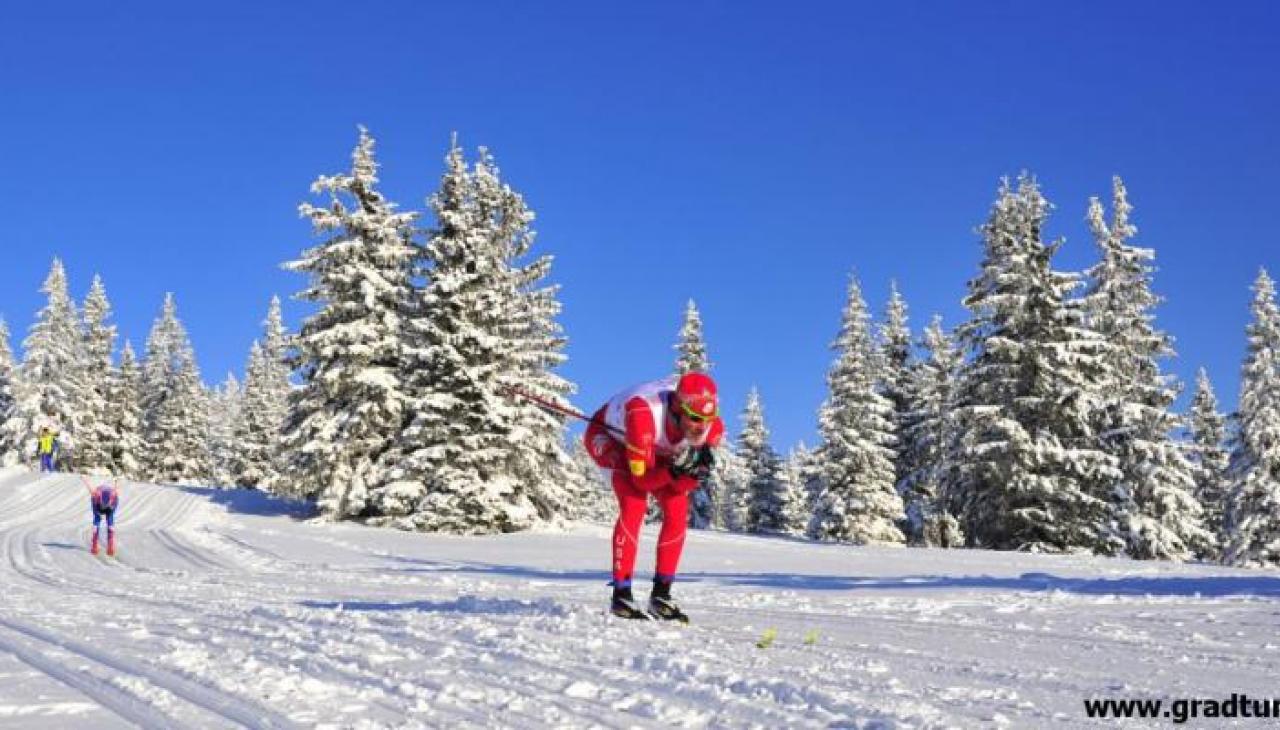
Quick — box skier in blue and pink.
[81,476,120,556]
[583,372,723,622]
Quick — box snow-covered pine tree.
[141,294,214,485]
[108,341,145,479]
[565,436,615,522]
[282,127,416,518]
[809,275,905,545]
[208,374,242,486]
[1223,269,1280,567]
[79,275,118,473]
[232,298,292,490]
[879,281,913,488]
[790,440,823,516]
[1083,177,1210,560]
[715,445,752,532]
[740,388,787,533]
[473,148,580,526]
[943,175,1117,553]
[669,299,724,527]
[383,139,561,533]
[1187,367,1229,558]
[776,446,814,535]
[13,258,88,468]
[898,315,964,546]
[0,319,19,466]
[675,299,712,374]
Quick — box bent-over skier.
[584,372,722,622]
[81,475,120,556]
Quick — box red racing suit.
[583,376,724,586]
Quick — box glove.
[670,445,715,482]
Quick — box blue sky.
[1,1,1276,452]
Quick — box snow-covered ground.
[1,469,1278,729]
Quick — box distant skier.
[82,476,120,556]
[584,372,723,622]
[36,427,59,473]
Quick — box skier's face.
[678,404,714,445]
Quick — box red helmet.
[675,372,718,420]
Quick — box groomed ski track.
[1,469,1277,728]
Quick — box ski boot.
[648,579,689,623]
[90,531,99,556]
[610,584,651,620]
[107,529,116,557]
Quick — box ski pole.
[500,386,625,438]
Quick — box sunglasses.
[680,401,718,423]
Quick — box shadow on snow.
[378,555,1280,599]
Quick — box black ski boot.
[610,584,651,620]
[648,579,689,623]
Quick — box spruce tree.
[0,319,19,466]
[14,258,88,467]
[208,374,242,486]
[233,298,292,490]
[809,275,905,545]
[675,299,712,374]
[898,315,964,546]
[944,175,1117,553]
[79,275,118,473]
[1082,177,1209,560]
[716,446,752,532]
[777,447,815,535]
[879,281,913,488]
[474,148,579,525]
[389,140,568,533]
[1224,270,1280,567]
[108,341,145,479]
[1187,368,1229,557]
[141,294,213,485]
[740,388,787,533]
[282,127,416,517]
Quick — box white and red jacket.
[584,376,724,490]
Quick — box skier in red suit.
[583,372,723,621]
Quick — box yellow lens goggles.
[680,401,718,423]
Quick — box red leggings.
[611,471,689,585]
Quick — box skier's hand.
[670,446,714,481]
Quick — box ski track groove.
[0,614,299,729]
[0,621,184,729]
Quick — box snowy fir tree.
[1082,177,1209,560]
[282,127,416,518]
[380,140,576,533]
[789,441,824,516]
[1187,367,1230,557]
[141,294,214,485]
[878,281,913,486]
[944,175,1117,553]
[78,275,119,473]
[565,436,615,522]
[12,258,88,467]
[897,315,965,546]
[715,445,752,532]
[739,388,788,533]
[776,446,815,535]
[471,147,580,525]
[108,341,145,479]
[672,298,721,527]
[208,374,242,486]
[674,299,712,374]
[232,298,292,490]
[1224,269,1280,567]
[809,275,905,545]
[0,319,19,465]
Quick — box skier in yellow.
[36,427,59,473]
